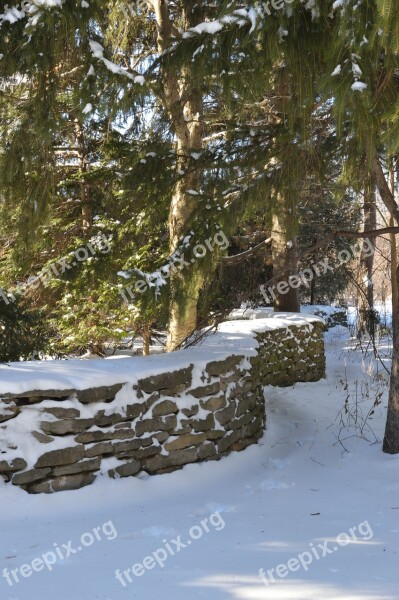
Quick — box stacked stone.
[0,356,265,493]
[311,308,348,328]
[0,320,325,494]
[253,322,326,387]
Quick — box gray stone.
[126,403,145,419]
[141,436,154,447]
[28,472,96,493]
[42,407,80,419]
[76,384,124,404]
[197,442,216,460]
[199,396,226,411]
[120,446,161,460]
[84,441,114,458]
[76,428,135,443]
[94,411,126,427]
[236,394,258,417]
[191,413,215,432]
[172,426,192,435]
[206,430,225,440]
[206,355,244,376]
[230,438,256,452]
[242,417,264,439]
[1,389,75,401]
[12,468,51,486]
[152,400,178,417]
[52,458,101,476]
[114,422,133,429]
[138,366,193,393]
[32,431,54,444]
[189,382,220,398]
[160,384,188,396]
[153,431,169,443]
[181,405,199,417]
[40,418,94,436]
[35,445,84,468]
[108,460,140,479]
[112,439,141,454]
[0,402,20,422]
[164,433,207,452]
[144,447,198,474]
[135,416,177,437]
[0,458,27,473]
[217,430,241,453]
[215,403,235,426]
[226,412,253,430]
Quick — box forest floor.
[0,326,398,600]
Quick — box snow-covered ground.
[0,327,398,599]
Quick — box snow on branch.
[88,41,145,86]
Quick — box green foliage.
[0,297,52,362]
[0,0,398,356]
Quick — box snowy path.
[0,329,398,599]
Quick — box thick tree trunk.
[390,162,398,334]
[271,192,300,312]
[152,0,205,351]
[390,219,398,334]
[373,155,399,453]
[383,264,399,453]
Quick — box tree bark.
[358,179,376,336]
[373,155,399,453]
[390,161,398,334]
[383,263,399,453]
[152,0,205,351]
[310,275,316,305]
[271,192,300,312]
[74,118,91,233]
[143,322,150,356]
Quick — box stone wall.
[0,318,325,494]
[303,307,348,329]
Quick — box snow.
[0,328,397,598]
[351,81,368,92]
[0,315,321,396]
[183,21,224,38]
[229,307,327,325]
[332,0,347,9]
[88,40,144,85]
[82,103,92,114]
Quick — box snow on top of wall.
[0,315,319,396]
[300,305,346,316]
[229,307,327,323]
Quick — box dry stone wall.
[0,319,325,493]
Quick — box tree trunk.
[390,161,398,334]
[383,263,399,453]
[74,118,91,233]
[310,272,316,305]
[152,0,205,351]
[271,192,300,312]
[143,322,150,356]
[373,155,399,453]
[358,180,376,336]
